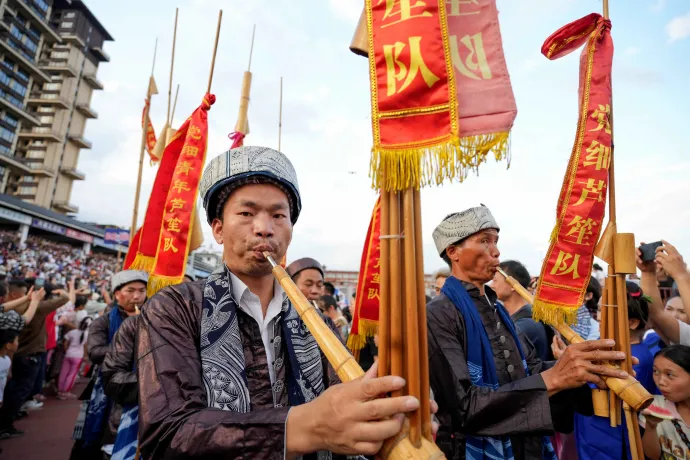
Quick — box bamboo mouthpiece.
[263,252,277,267]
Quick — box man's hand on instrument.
[541,339,629,394]
[286,362,422,456]
[551,335,567,360]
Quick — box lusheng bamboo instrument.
[496,268,652,412]
[264,253,444,459]
[350,9,368,57]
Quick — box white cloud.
[623,46,640,56]
[328,0,362,24]
[667,13,690,43]
[66,0,690,280]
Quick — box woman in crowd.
[58,317,90,400]
[641,345,690,459]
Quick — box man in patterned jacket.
[137,146,431,459]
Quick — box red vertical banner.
[534,14,613,325]
[347,197,382,351]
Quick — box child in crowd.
[641,345,690,459]
[57,317,90,400]
[0,317,21,407]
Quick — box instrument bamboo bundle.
[496,268,652,412]
[265,254,444,459]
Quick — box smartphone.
[639,241,663,262]
[35,278,45,288]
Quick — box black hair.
[320,295,338,311]
[499,260,531,289]
[585,277,601,312]
[7,279,27,293]
[0,282,6,300]
[78,316,91,344]
[75,295,88,309]
[323,282,335,296]
[593,263,603,271]
[0,329,18,349]
[656,345,690,375]
[441,239,465,267]
[626,282,649,331]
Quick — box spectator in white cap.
[70,270,147,459]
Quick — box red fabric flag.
[142,99,158,163]
[534,14,613,325]
[347,197,381,351]
[144,94,216,295]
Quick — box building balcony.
[27,92,71,109]
[0,150,32,173]
[27,162,55,177]
[83,73,104,90]
[90,46,109,62]
[39,59,78,77]
[53,200,79,214]
[0,37,50,83]
[60,167,85,180]
[18,127,64,142]
[75,103,97,119]
[59,33,85,48]
[68,134,91,149]
[14,0,62,43]
[0,96,40,126]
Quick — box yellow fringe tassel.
[346,318,379,352]
[129,254,155,273]
[369,132,510,192]
[532,300,580,327]
[147,275,183,298]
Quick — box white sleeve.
[676,319,690,346]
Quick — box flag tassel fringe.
[369,132,510,191]
[147,275,183,298]
[532,300,579,327]
[129,254,155,273]
[346,319,379,352]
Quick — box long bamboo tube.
[206,11,223,94]
[606,275,617,426]
[265,253,445,459]
[496,269,652,411]
[166,8,178,125]
[413,189,432,441]
[403,189,422,446]
[234,25,255,134]
[389,191,403,398]
[379,191,391,377]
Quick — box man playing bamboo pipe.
[427,205,632,460]
[136,146,436,459]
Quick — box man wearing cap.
[137,146,429,458]
[70,270,147,460]
[287,257,325,302]
[427,205,631,460]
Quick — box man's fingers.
[351,441,384,457]
[351,416,405,442]
[581,350,626,362]
[577,339,615,352]
[358,376,406,400]
[662,240,677,253]
[430,399,438,415]
[362,360,379,381]
[356,395,419,421]
[585,362,629,379]
[585,373,607,390]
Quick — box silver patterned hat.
[199,146,301,224]
[111,270,149,292]
[432,205,500,256]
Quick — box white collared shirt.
[229,272,286,385]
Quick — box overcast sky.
[71,0,690,276]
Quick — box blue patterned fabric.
[441,277,556,460]
[81,307,123,446]
[112,405,138,460]
[200,265,329,458]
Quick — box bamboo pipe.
[264,253,445,460]
[413,189,432,441]
[606,275,618,426]
[166,8,179,125]
[206,11,223,94]
[278,77,283,151]
[495,268,652,411]
[235,25,255,134]
[349,8,369,57]
[403,189,422,446]
[379,191,391,377]
[388,191,403,398]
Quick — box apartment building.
[0,0,111,215]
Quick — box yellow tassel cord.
[532,300,580,328]
[147,275,183,298]
[369,132,510,191]
[346,318,379,352]
[129,254,155,273]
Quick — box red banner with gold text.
[347,197,381,351]
[366,0,458,192]
[534,14,613,325]
[142,99,158,163]
[146,94,215,295]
